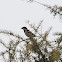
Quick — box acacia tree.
[0,0,62,62]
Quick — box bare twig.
[0,39,9,49]
[34,1,62,15]
[0,30,23,39]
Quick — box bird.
[21,27,35,38]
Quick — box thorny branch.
[0,30,23,39]
[28,0,62,16]
[0,39,9,49]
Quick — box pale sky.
[0,0,62,40]
[0,0,62,39]
[0,0,62,61]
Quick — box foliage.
[0,21,62,62]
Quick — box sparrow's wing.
[27,30,35,37]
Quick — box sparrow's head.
[21,27,27,30]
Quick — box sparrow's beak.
[21,27,23,29]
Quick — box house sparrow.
[21,27,35,38]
